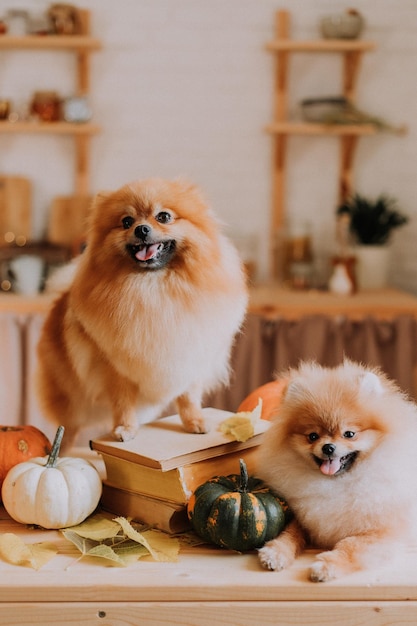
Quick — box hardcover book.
[90,407,269,471]
[98,445,260,505]
[100,482,190,534]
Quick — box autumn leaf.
[62,513,179,566]
[0,533,57,570]
[62,529,147,566]
[63,514,122,541]
[115,517,179,562]
[0,514,180,570]
[219,399,263,442]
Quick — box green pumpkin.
[187,458,290,552]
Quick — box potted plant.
[336,193,408,289]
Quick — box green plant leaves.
[337,193,408,245]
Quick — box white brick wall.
[0,0,416,290]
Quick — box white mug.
[10,255,44,295]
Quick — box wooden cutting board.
[47,195,92,253]
[0,176,31,242]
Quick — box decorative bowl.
[301,97,349,123]
[320,12,364,39]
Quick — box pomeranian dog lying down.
[36,178,248,448]
[257,360,417,582]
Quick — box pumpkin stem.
[45,426,65,468]
[239,458,249,492]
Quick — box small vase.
[355,245,390,290]
[328,257,356,295]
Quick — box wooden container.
[0,176,31,243]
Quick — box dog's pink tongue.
[320,458,341,476]
[135,244,161,261]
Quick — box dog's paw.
[309,557,337,583]
[182,416,207,434]
[113,424,138,442]
[258,544,291,572]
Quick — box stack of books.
[90,408,269,534]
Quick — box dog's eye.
[155,211,172,224]
[343,430,356,439]
[308,432,320,442]
[122,216,135,229]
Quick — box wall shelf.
[266,39,376,53]
[266,122,377,136]
[0,9,100,198]
[266,10,380,278]
[0,35,101,51]
[0,121,100,135]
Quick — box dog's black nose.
[322,443,336,457]
[135,224,151,240]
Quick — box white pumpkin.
[1,426,102,529]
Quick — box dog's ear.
[358,371,384,396]
[284,379,307,403]
[93,190,112,203]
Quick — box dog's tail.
[44,257,80,295]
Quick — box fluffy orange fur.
[36,178,248,448]
[257,360,417,582]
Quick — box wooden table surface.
[1,502,417,626]
[249,285,417,320]
[2,286,417,320]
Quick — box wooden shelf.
[0,241,70,263]
[0,121,100,135]
[266,10,383,279]
[0,35,101,51]
[249,285,417,321]
[0,9,100,198]
[266,39,376,53]
[266,122,377,136]
[5,286,417,321]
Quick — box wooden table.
[2,286,417,319]
[249,285,417,320]
[1,502,417,626]
[0,292,53,313]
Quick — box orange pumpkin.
[237,379,287,421]
[0,425,52,493]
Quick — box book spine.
[100,482,190,534]
[102,455,187,503]
[100,446,260,504]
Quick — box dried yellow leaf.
[115,517,179,562]
[219,399,263,442]
[0,533,57,570]
[63,514,121,541]
[62,513,179,565]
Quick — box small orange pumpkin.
[237,379,287,421]
[0,425,52,493]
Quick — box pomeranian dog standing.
[257,360,417,582]
[36,178,248,448]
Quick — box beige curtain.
[24,312,111,445]
[207,313,417,411]
[24,313,58,441]
[0,313,24,425]
[0,310,415,439]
